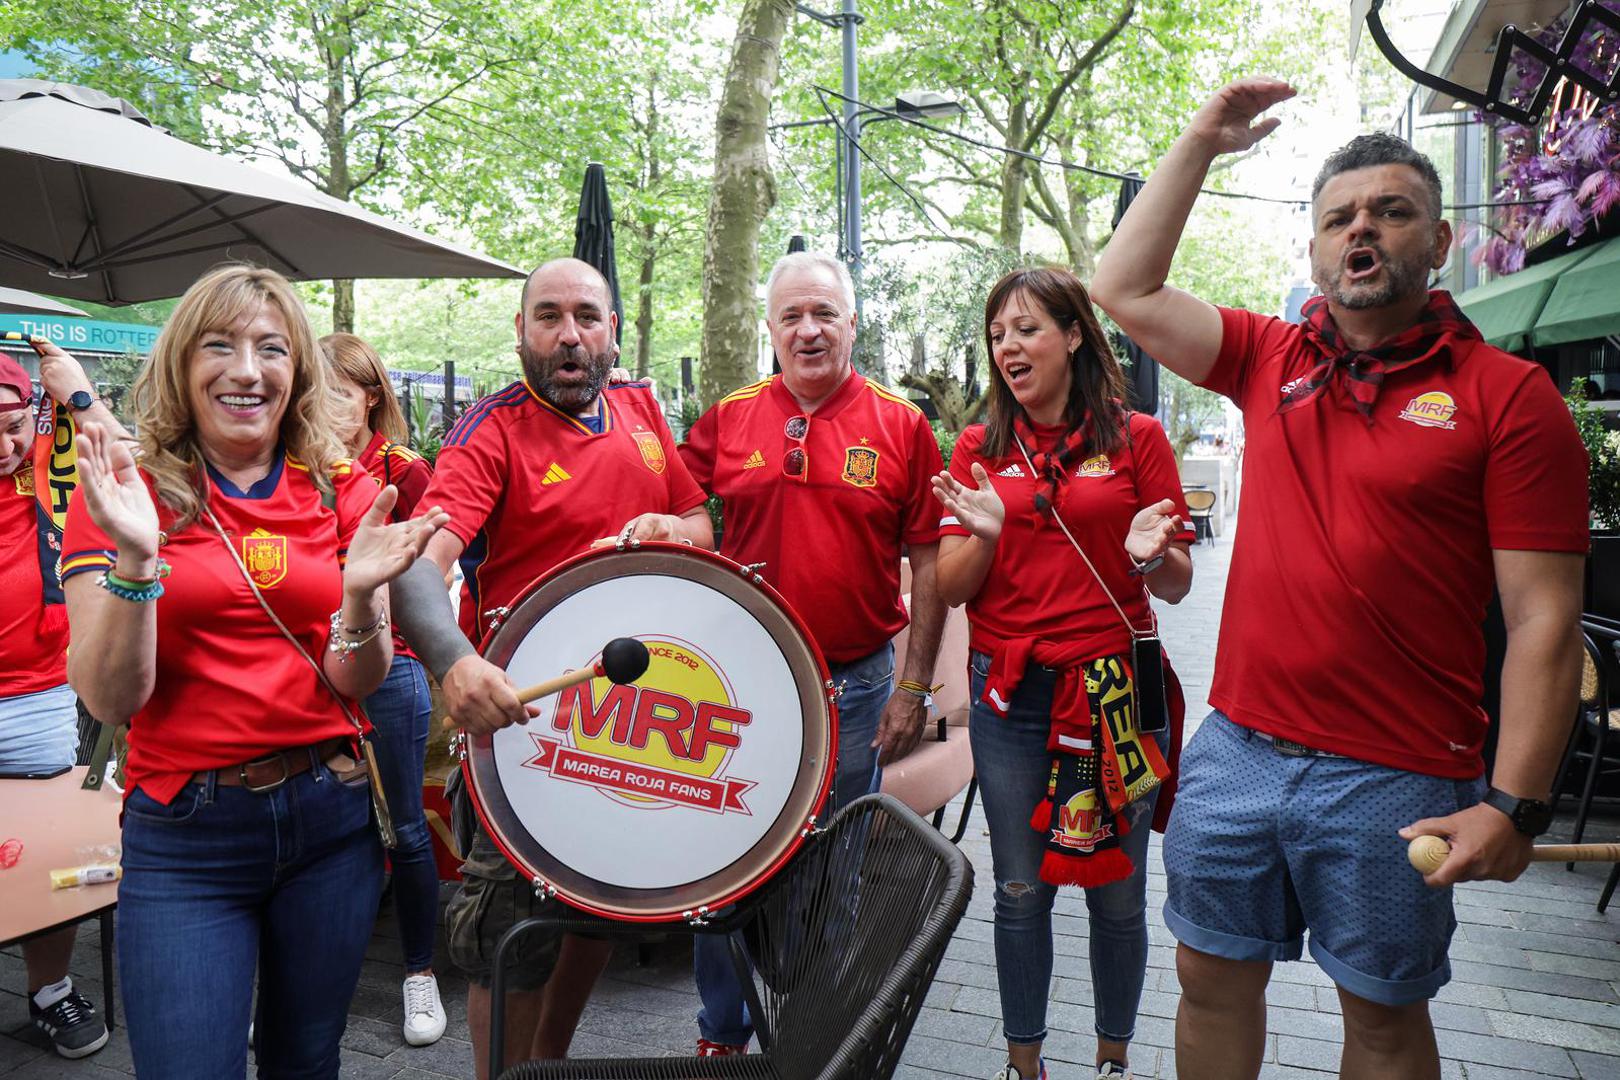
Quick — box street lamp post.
[795,2,866,311]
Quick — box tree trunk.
[321,13,355,334]
[699,0,793,410]
[333,279,355,334]
[997,95,1028,253]
[634,239,656,380]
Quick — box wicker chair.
[494,793,974,1080]
[1183,487,1217,544]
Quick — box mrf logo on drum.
[521,637,757,816]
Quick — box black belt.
[1253,731,1342,758]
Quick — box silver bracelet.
[327,608,388,662]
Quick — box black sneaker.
[30,990,109,1059]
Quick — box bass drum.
[462,542,836,922]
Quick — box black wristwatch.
[66,390,95,412]
[1482,786,1553,837]
[1129,554,1165,577]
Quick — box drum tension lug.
[739,561,767,576]
[483,606,512,634]
[682,905,713,928]
[531,876,557,899]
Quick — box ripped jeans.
[969,651,1164,1047]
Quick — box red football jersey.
[359,430,432,659]
[62,452,378,804]
[679,373,944,664]
[941,414,1196,659]
[423,380,706,642]
[1204,306,1588,778]
[0,461,69,698]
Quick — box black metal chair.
[494,793,974,1080]
[1553,624,1620,872]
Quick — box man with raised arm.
[1090,79,1587,1078]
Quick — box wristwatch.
[66,390,95,412]
[1482,786,1553,837]
[1130,554,1165,577]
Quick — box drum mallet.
[441,637,650,729]
[1407,835,1620,873]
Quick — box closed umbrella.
[0,79,520,304]
[1110,174,1159,414]
[572,162,623,344]
[0,287,88,317]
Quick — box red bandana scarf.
[1280,290,1479,423]
[1011,413,1090,518]
[981,638,1171,888]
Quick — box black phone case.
[1134,636,1169,734]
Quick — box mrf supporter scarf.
[981,637,1170,888]
[1280,290,1479,423]
[19,397,76,605]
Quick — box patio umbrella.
[0,79,521,305]
[0,287,88,317]
[1111,174,1159,414]
[572,162,623,343]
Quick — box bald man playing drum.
[392,258,711,1077]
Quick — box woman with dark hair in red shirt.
[933,266,1195,1080]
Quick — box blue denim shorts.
[0,683,78,769]
[1162,711,1485,1006]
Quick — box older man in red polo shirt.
[1091,79,1587,1080]
[677,250,947,1055]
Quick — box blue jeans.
[366,655,437,972]
[969,650,1163,1046]
[118,757,384,1078]
[693,642,893,1045]
[0,683,77,768]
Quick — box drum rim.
[463,542,836,923]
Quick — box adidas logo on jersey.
[743,450,767,469]
[997,463,1026,478]
[541,462,572,485]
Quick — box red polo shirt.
[0,461,69,698]
[62,452,379,804]
[422,380,706,643]
[941,414,1195,659]
[1204,306,1588,778]
[359,431,432,659]
[679,373,944,664]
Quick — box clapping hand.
[1125,499,1184,563]
[76,422,159,566]
[1186,77,1295,156]
[931,463,1005,543]
[342,487,449,596]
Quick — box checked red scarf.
[1281,290,1480,423]
[981,637,1170,888]
[1011,413,1096,518]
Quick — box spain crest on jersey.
[242,528,288,589]
[13,460,34,497]
[842,446,879,488]
[633,431,667,475]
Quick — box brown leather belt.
[200,737,350,793]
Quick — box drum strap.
[202,503,397,848]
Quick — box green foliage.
[931,421,958,467]
[93,349,146,422]
[1568,379,1620,529]
[406,391,445,465]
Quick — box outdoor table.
[0,766,122,1029]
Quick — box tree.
[699,0,796,410]
[11,0,541,332]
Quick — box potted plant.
[1568,379,1620,616]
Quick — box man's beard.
[1312,243,1431,311]
[519,341,613,412]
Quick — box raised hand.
[342,486,449,596]
[931,463,1005,543]
[1125,498,1185,562]
[75,422,159,563]
[1186,77,1296,156]
[30,337,94,405]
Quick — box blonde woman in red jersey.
[62,265,447,1079]
[322,332,446,1048]
[932,267,1194,1080]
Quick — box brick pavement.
[6,519,1620,1078]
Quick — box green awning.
[1533,235,1620,346]
[1455,244,1597,352]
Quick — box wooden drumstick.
[1407,834,1620,873]
[441,637,650,729]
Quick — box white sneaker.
[402,973,447,1047]
[993,1062,1047,1080]
[1097,1062,1133,1079]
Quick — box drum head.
[464,543,835,921]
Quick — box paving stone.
[909,1005,999,1047]
[1427,1001,1495,1035]
[1434,1028,1578,1076]
[1570,1049,1620,1080]
[896,1031,1008,1076]
[1450,958,1618,1002]
[1489,1010,1620,1055]
[1502,987,1620,1030]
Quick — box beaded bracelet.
[327,608,388,663]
